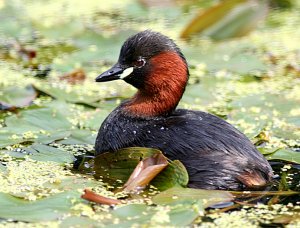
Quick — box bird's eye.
[134,58,146,68]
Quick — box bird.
[94,30,273,190]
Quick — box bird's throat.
[123,51,188,117]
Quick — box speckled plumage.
[95,30,273,190]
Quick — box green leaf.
[111,202,202,227]
[58,129,96,145]
[152,186,233,208]
[0,191,79,222]
[33,84,101,105]
[151,160,189,191]
[36,131,71,144]
[5,107,72,132]
[180,0,268,40]
[0,2,30,38]
[229,93,300,140]
[181,77,219,106]
[266,148,300,164]
[0,163,6,172]
[34,83,133,107]
[184,42,267,74]
[112,204,148,218]
[181,0,245,39]
[230,94,298,115]
[228,110,267,139]
[44,176,100,192]
[272,214,300,225]
[166,201,204,226]
[109,186,232,227]
[0,105,73,148]
[0,130,71,149]
[0,130,28,148]
[4,144,75,164]
[0,85,37,110]
[82,109,112,130]
[94,147,189,190]
[258,147,278,155]
[60,216,100,227]
[0,103,96,148]
[30,144,75,163]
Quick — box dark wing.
[142,109,273,189]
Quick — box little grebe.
[95,30,273,190]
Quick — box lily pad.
[0,191,79,222]
[228,110,268,139]
[58,129,96,145]
[0,104,98,148]
[28,144,75,164]
[152,186,233,208]
[0,163,6,172]
[0,85,37,110]
[230,94,298,115]
[110,202,203,227]
[3,143,75,164]
[266,148,300,164]
[1,0,300,226]
[60,216,100,227]
[229,93,300,140]
[0,130,71,149]
[44,175,100,192]
[181,76,220,106]
[5,107,73,132]
[82,109,112,130]
[94,147,189,190]
[0,130,30,148]
[33,84,101,105]
[184,42,267,74]
[36,131,71,144]
[108,186,232,227]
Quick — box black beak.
[95,64,124,82]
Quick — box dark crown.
[118,30,187,65]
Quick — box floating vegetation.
[0,0,300,226]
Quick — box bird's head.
[96,30,189,91]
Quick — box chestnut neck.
[123,51,188,118]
